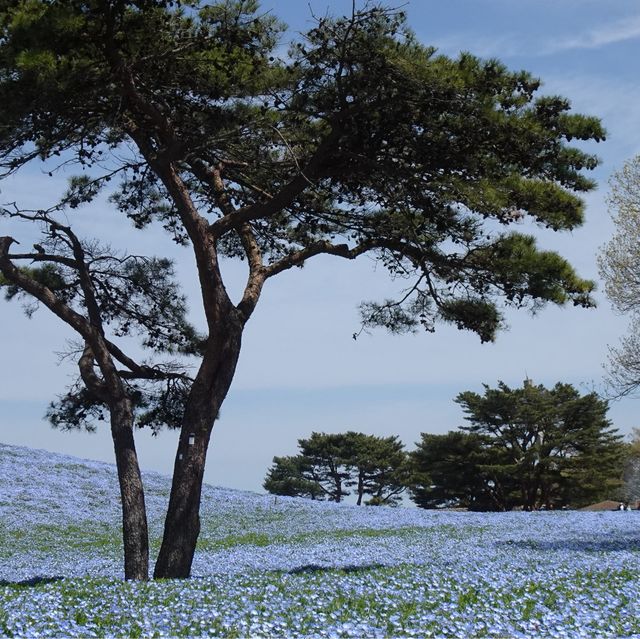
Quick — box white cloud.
[427,12,640,60]
[543,14,640,54]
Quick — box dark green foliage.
[0,223,200,433]
[264,431,409,505]
[46,382,108,433]
[344,432,409,506]
[410,381,625,510]
[409,431,500,511]
[264,432,352,503]
[0,0,603,343]
[0,237,202,355]
[46,372,192,434]
[262,455,324,500]
[1,264,71,308]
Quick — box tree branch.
[208,128,341,238]
[104,337,192,382]
[49,219,105,334]
[7,251,77,269]
[78,344,110,402]
[185,157,266,323]
[0,236,93,338]
[264,238,375,279]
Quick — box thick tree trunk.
[110,398,149,580]
[154,321,243,579]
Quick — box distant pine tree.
[264,432,408,505]
[410,380,625,510]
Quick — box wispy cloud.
[429,33,526,59]
[429,13,640,60]
[543,14,640,53]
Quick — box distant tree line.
[264,381,629,510]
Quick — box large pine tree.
[1,1,603,577]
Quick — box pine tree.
[1,1,603,576]
[411,381,625,510]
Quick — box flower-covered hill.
[1,442,640,638]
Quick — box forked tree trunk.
[110,398,149,580]
[154,321,243,579]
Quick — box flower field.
[1,443,639,638]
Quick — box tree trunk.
[110,398,149,580]
[154,321,243,579]
[520,482,529,510]
[333,472,342,503]
[356,472,364,506]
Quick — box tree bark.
[153,319,243,579]
[356,472,364,506]
[333,470,342,503]
[110,397,149,581]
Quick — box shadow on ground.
[285,563,385,575]
[497,537,640,553]
[0,576,64,588]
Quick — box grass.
[196,524,469,552]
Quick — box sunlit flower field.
[1,443,640,638]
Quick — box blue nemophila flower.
[2,443,640,638]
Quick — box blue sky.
[1,0,640,494]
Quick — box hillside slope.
[1,442,480,580]
[2,443,640,637]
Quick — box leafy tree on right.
[618,427,640,506]
[410,380,625,510]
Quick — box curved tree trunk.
[110,397,149,581]
[154,320,243,579]
[2,236,151,580]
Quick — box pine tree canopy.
[410,381,625,511]
[0,0,604,343]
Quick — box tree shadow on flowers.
[0,576,64,588]
[497,536,639,553]
[285,563,385,575]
